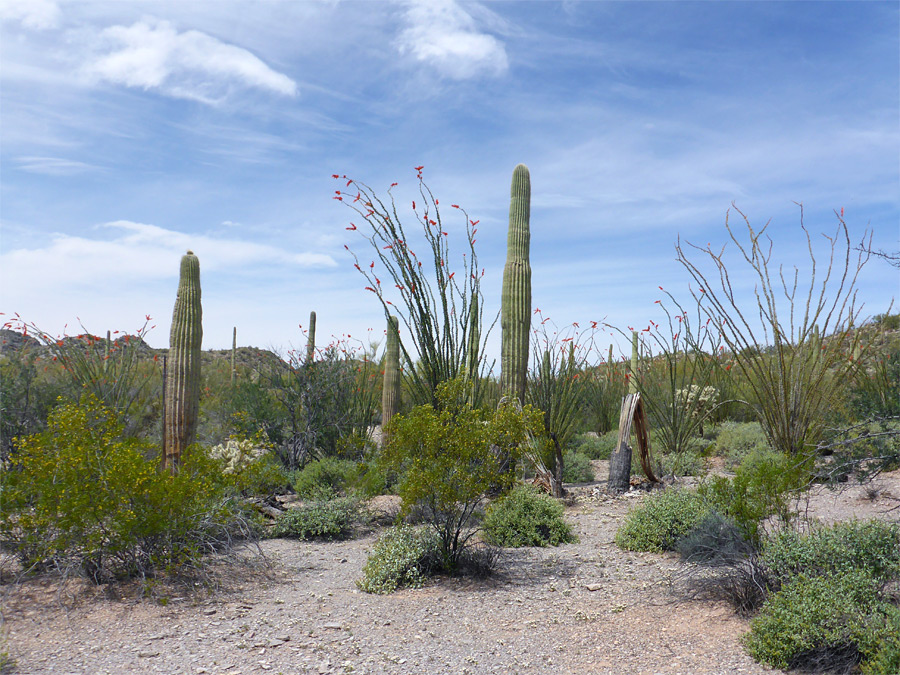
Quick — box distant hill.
[0,329,289,375]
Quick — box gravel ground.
[3,465,898,675]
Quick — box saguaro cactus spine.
[381,315,401,444]
[163,250,202,473]
[500,163,532,404]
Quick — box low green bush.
[763,519,900,589]
[562,450,595,483]
[656,448,707,477]
[482,485,578,548]
[0,397,249,583]
[357,524,441,594]
[269,496,360,540]
[290,456,361,499]
[615,488,711,553]
[699,448,809,546]
[743,571,894,672]
[861,605,900,675]
[715,421,770,469]
[571,431,617,460]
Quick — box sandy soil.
[3,464,898,675]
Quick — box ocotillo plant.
[676,207,868,455]
[163,250,202,473]
[500,163,532,404]
[334,167,490,408]
[381,315,401,441]
[306,310,317,364]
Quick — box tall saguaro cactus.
[500,163,532,404]
[306,310,317,364]
[163,250,202,473]
[381,315,401,443]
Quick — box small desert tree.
[380,378,543,571]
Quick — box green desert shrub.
[615,488,711,553]
[763,519,900,590]
[561,450,595,483]
[269,496,361,540]
[655,448,707,477]
[571,431,617,460]
[715,421,770,469]
[357,524,441,594]
[699,447,809,546]
[379,378,542,571]
[0,396,249,582]
[290,456,361,499]
[861,606,900,675]
[482,485,577,548]
[743,571,895,673]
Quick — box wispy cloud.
[2,220,335,291]
[15,155,99,175]
[84,18,298,103]
[395,0,508,79]
[0,0,60,30]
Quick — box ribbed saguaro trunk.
[306,310,317,363]
[381,315,401,445]
[500,163,532,404]
[465,294,481,380]
[163,251,202,473]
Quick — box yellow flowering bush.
[1,396,249,582]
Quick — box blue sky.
[1,0,897,364]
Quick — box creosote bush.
[655,447,707,478]
[561,449,595,483]
[0,396,249,583]
[380,378,543,572]
[699,448,810,545]
[269,496,361,541]
[357,524,441,594]
[571,431,617,460]
[615,488,711,553]
[482,485,577,548]
[715,421,770,469]
[290,456,362,499]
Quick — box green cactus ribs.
[500,163,532,405]
[163,250,203,473]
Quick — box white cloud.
[0,0,60,30]
[2,220,335,292]
[85,18,298,103]
[396,0,508,79]
[16,156,98,175]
